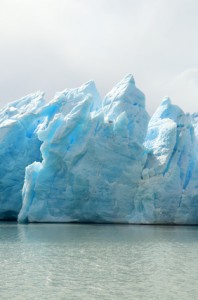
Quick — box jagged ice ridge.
[0,75,197,224]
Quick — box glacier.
[0,92,45,219]
[0,74,197,224]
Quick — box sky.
[0,0,197,115]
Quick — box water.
[0,223,197,300]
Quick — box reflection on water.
[0,223,197,299]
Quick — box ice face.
[0,92,45,219]
[0,75,197,223]
[191,113,198,152]
[18,75,149,223]
[0,80,101,220]
[134,99,198,224]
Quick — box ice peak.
[103,74,145,108]
[80,80,97,89]
[0,91,45,127]
[161,97,171,106]
[50,79,101,114]
[149,97,185,126]
[121,73,135,84]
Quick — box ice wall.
[0,75,197,223]
[133,99,197,223]
[18,75,149,222]
[0,92,45,219]
[0,80,101,220]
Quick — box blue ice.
[0,75,197,223]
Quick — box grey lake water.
[0,223,197,300]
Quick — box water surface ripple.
[0,223,197,299]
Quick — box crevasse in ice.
[0,92,45,219]
[0,75,197,223]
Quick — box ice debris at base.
[0,74,197,223]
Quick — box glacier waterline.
[0,74,197,223]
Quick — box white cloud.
[167,69,198,113]
[0,0,197,114]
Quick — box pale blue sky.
[0,0,198,114]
